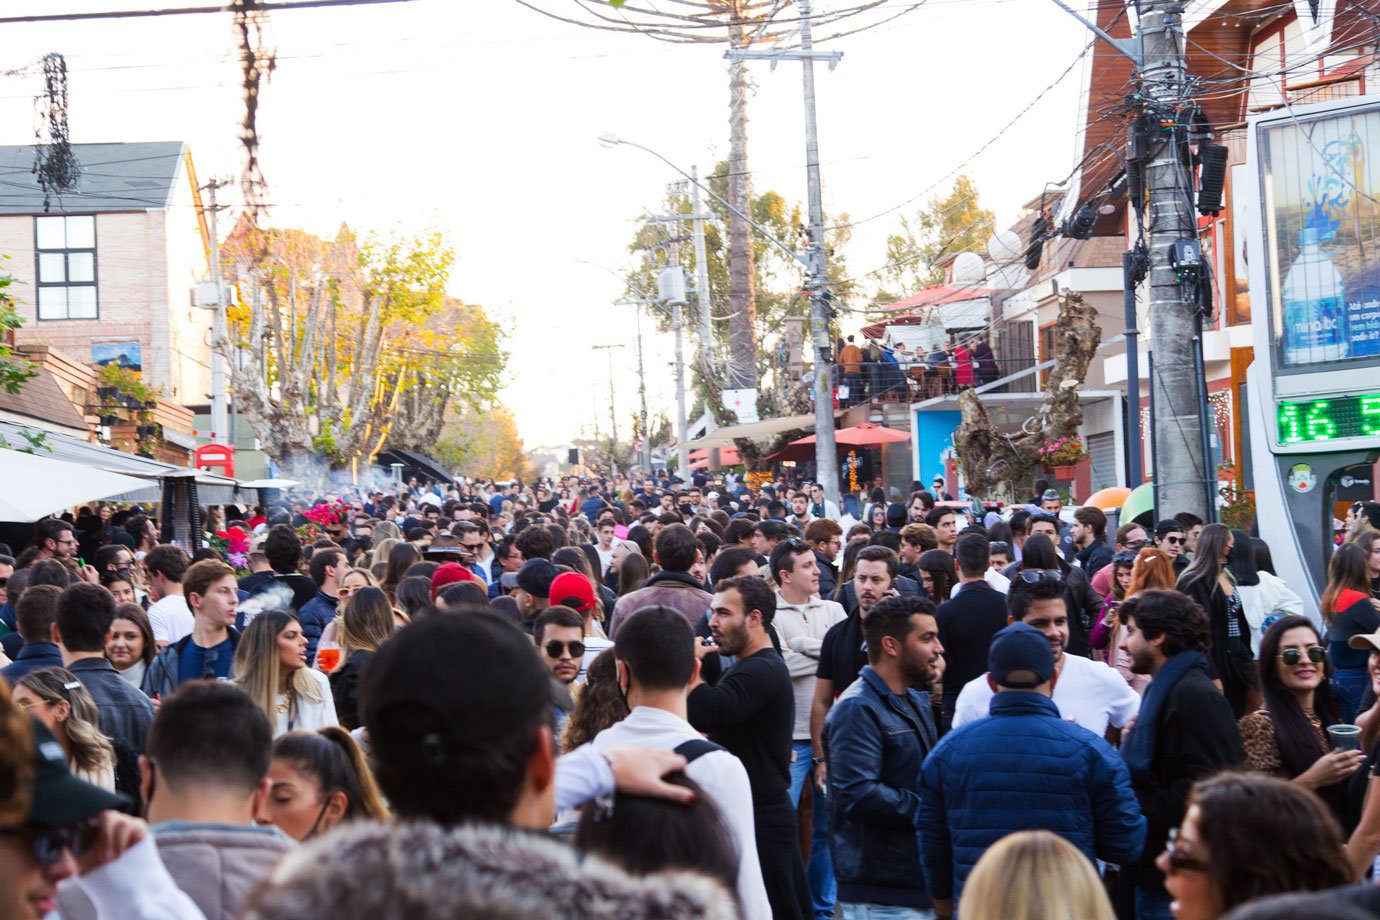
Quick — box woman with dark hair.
[1358,530,1380,596]
[393,575,433,622]
[866,504,887,533]
[378,541,421,604]
[1178,524,1255,717]
[617,552,651,598]
[328,586,395,730]
[1323,542,1378,722]
[1231,528,1306,655]
[1238,616,1363,829]
[258,727,389,841]
[575,772,739,899]
[1253,536,1278,576]
[915,549,957,603]
[1157,773,1351,919]
[105,602,156,689]
[625,524,654,561]
[561,648,627,752]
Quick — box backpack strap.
[674,738,725,764]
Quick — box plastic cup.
[316,645,341,673]
[1327,724,1362,751]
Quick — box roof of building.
[877,284,994,314]
[0,141,186,215]
[0,365,88,432]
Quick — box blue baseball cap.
[988,622,1055,689]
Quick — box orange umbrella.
[1084,486,1131,511]
[795,422,910,447]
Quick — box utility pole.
[688,168,719,470]
[728,0,843,507]
[592,344,625,451]
[202,178,231,446]
[617,297,654,472]
[1140,0,1209,521]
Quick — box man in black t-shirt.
[690,575,811,920]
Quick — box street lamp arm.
[602,135,812,270]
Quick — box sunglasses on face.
[1123,539,1148,551]
[1112,552,1139,566]
[0,819,100,866]
[1163,536,1185,545]
[544,640,585,659]
[1163,827,1208,875]
[1279,646,1327,666]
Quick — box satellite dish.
[987,230,1022,264]
[952,252,985,284]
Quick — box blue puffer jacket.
[917,692,1146,902]
[824,666,938,910]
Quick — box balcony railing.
[833,354,1041,406]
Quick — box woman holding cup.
[1237,616,1363,831]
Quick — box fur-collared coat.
[240,819,741,920]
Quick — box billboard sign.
[1260,104,1380,372]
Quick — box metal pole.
[1123,251,1143,487]
[1192,314,1217,521]
[690,166,722,472]
[1141,0,1207,521]
[203,179,229,445]
[799,0,840,508]
[673,297,690,480]
[635,305,651,472]
[691,165,714,369]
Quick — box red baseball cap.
[430,562,477,600]
[548,572,596,614]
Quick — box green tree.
[875,175,995,300]
[0,271,36,395]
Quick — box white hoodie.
[772,591,848,740]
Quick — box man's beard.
[714,622,749,657]
[900,649,935,688]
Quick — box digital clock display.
[1277,393,1380,444]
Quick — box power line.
[0,0,417,25]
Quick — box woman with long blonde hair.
[233,610,337,737]
[959,830,1114,920]
[367,538,400,583]
[14,667,117,791]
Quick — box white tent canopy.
[0,448,154,522]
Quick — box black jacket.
[330,649,374,731]
[835,574,921,612]
[1128,664,1244,886]
[814,549,838,602]
[824,666,938,909]
[1076,540,1113,578]
[935,581,1009,721]
[1179,577,1254,718]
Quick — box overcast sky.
[2,0,1095,447]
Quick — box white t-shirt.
[145,595,194,644]
[596,544,616,575]
[952,651,1141,738]
[590,707,771,920]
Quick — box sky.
[0,0,1097,449]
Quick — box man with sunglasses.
[535,607,586,737]
[952,572,1139,743]
[2,719,203,920]
[1153,519,1190,575]
[32,518,77,567]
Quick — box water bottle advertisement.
[1262,106,1380,367]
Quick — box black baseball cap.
[27,719,127,825]
[517,559,558,599]
[988,623,1055,690]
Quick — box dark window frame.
[33,214,99,322]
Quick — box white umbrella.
[237,479,300,489]
[0,448,154,522]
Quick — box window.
[1038,321,1058,388]
[35,215,97,320]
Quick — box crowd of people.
[2,470,1380,920]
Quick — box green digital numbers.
[1278,393,1380,444]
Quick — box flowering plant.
[1037,435,1087,467]
[298,502,347,543]
[207,528,252,576]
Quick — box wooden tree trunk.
[954,291,1102,499]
